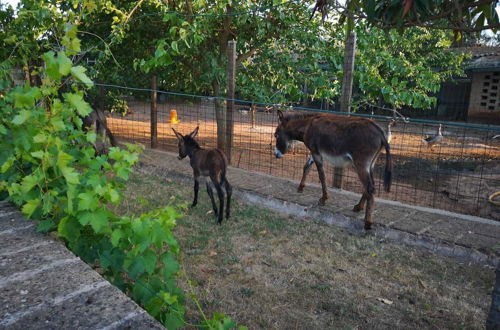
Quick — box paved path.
[0,200,164,330]
[140,148,500,266]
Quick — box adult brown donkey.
[173,126,232,224]
[273,111,392,230]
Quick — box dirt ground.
[115,169,496,329]
[106,100,500,219]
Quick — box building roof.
[454,46,500,72]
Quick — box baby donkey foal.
[172,126,232,224]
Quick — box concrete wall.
[468,71,500,114]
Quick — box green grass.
[114,169,496,330]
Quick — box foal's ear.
[172,128,183,140]
[189,126,199,138]
[277,110,284,122]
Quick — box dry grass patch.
[115,169,495,329]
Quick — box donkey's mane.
[282,112,319,121]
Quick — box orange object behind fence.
[168,109,180,124]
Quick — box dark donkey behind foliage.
[172,126,232,224]
[82,108,117,154]
[274,111,392,230]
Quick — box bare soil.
[116,169,496,329]
[107,100,500,219]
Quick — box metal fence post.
[150,74,158,149]
[226,40,236,163]
[333,31,357,189]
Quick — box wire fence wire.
[100,84,500,221]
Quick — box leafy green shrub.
[0,51,185,328]
[106,92,129,116]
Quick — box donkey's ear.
[189,126,199,138]
[172,128,183,140]
[277,110,284,122]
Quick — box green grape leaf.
[71,66,93,87]
[77,191,97,211]
[58,216,81,242]
[13,88,41,108]
[65,93,92,117]
[37,219,57,232]
[79,209,109,233]
[12,110,31,125]
[111,229,124,247]
[22,199,40,218]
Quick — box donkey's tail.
[372,121,393,193]
[215,148,229,184]
[382,136,393,193]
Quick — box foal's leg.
[211,175,225,224]
[223,178,232,219]
[192,174,200,207]
[312,154,328,205]
[206,181,218,216]
[298,156,314,193]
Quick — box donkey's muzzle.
[274,148,284,159]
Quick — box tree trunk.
[333,31,357,189]
[225,40,236,163]
[213,4,233,153]
[213,80,226,152]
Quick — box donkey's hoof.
[191,202,198,208]
[297,185,304,193]
[364,223,373,231]
[353,205,363,212]
[318,197,327,206]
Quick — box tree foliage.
[62,0,466,110]
[311,0,500,33]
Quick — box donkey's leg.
[312,154,328,205]
[211,176,225,224]
[354,156,377,213]
[223,178,232,219]
[353,193,367,212]
[192,175,200,208]
[298,157,314,193]
[357,168,375,230]
[206,181,218,217]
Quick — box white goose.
[386,119,395,143]
[422,124,443,150]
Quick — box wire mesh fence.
[100,84,500,221]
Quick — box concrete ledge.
[0,201,164,330]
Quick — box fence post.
[251,103,257,128]
[98,83,105,113]
[333,31,357,189]
[150,74,158,149]
[225,40,236,163]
